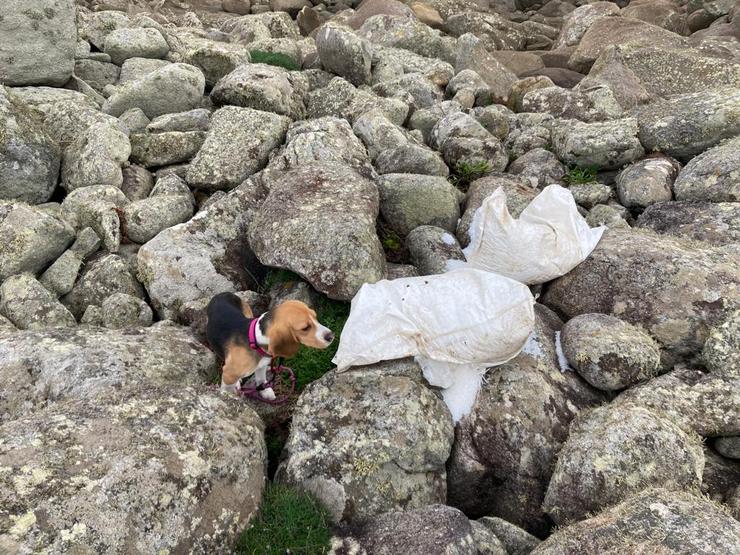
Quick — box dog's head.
[266,300,334,358]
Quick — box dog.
[206,292,334,399]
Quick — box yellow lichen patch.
[60,522,87,542]
[179,450,209,479]
[12,466,50,496]
[9,511,36,537]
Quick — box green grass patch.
[236,483,333,555]
[262,268,303,293]
[563,165,599,185]
[449,160,492,192]
[250,50,301,71]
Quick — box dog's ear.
[267,320,300,359]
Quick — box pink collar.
[248,316,271,358]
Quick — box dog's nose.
[324,331,335,343]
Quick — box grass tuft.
[236,483,333,555]
[563,165,599,185]
[449,160,492,192]
[250,50,301,71]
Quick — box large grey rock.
[211,63,307,119]
[554,2,620,49]
[673,136,740,202]
[447,309,602,536]
[147,109,210,134]
[613,367,739,436]
[62,254,144,319]
[0,0,76,86]
[533,489,740,555]
[137,179,264,319]
[0,88,60,204]
[714,437,740,460]
[0,274,76,330]
[316,23,372,86]
[637,201,740,246]
[631,86,740,159]
[73,59,120,94]
[476,517,540,555]
[703,310,740,378]
[39,227,101,297]
[103,63,206,119]
[561,313,660,391]
[358,15,450,62]
[122,175,195,244]
[60,185,128,252]
[0,385,264,554]
[276,361,453,522]
[0,202,75,281]
[103,27,169,66]
[543,404,704,524]
[445,13,526,51]
[353,109,418,161]
[378,174,461,237]
[551,118,645,170]
[568,17,687,73]
[180,37,252,88]
[616,155,679,211]
[507,148,565,190]
[374,144,449,177]
[186,106,290,191]
[100,292,153,329]
[620,0,687,34]
[520,85,622,123]
[542,228,740,368]
[406,225,465,275]
[374,73,444,112]
[129,130,206,168]
[575,46,652,111]
[454,34,517,104]
[117,57,171,85]
[249,163,385,301]
[61,121,131,192]
[332,505,478,555]
[77,10,131,51]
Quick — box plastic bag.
[463,184,605,284]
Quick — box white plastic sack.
[333,267,535,372]
[463,184,605,284]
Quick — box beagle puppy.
[206,292,334,399]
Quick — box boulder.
[445,13,525,51]
[316,23,372,86]
[60,185,128,253]
[77,10,131,51]
[276,361,453,522]
[374,144,449,177]
[0,0,76,86]
[358,15,451,62]
[120,164,154,201]
[346,0,416,30]
[575,46,652,111]
[506,148,565,190]
[180,38,251,88]
[673,136,740,202]
[566,181,611,209]
[586,203,630,229]
[122,175,195,244]
[0,88,60,205]
[117,57,171,85]
[378,174,461,237]
[520,85,622,123]
[137,179,264,319]
[551,118,645,170]
[118,107,150,133]
[0,202,75,281]
[621,0,687,34]
[637,202,740,246]
[100,292,153,328]
[454,34,517,104]
[703,310,739,377]
[554,2,620,49]
[0,385,264,554]
[73,59,121,94]
[406,225,465,275]
[561,313,660,391]
[147,109,211,134]
[542,227,740,367]
[129,130,206,168]
[568,17,687,73]
[211,63,307,119]
[353,109,418,161]
[186,106,290,191]
[61,121,131,192]
[533,489,740,555]
[102,63,206,119]
[714,437,740,460]
[0,274,76,330]
[39,228,101,297]
[631,86,740,159]
[103,27,169,66]
[447,309,602,536]
[249,163,385,301]
[615,155,679,211]
[476,517,541,555]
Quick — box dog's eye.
[302,324,311,331]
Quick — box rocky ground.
[0,0,739,553]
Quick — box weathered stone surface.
[138,179,264,319]
[353,109,418,161]
[554,2,620,49]
[276,361,453,522]
[359,15,450,62]
[347,0,415,30]
[146,109,210,134]
[701,444,740,507]
[703,310,739,378]
[533,489,740,555]
[637,201,740,246]
[714,436,740,460]
[0,384,264,554]
[543,227,740,367]
[0,88,60,204]
[60,185,128,253]
[616,155,679,211]
[445,12,525,51]
[333,505,478,555]
[179,33,251,88]
[375,144,449,177]
[520,85,622,123]
[673,136,740,202]
[576,45,652,111]
[543,404,704,524]
[551,118,645,170]
[100,292,153,329]
[117,57,171,85]
[62,254,144,319]
[621,0,687,34]
[39,228,101,297]
[0,202,75,281]
[0,274,76,330]
[118,107,150,134]
[103,63,206,119]
[586,203,630,229]
[249,163,385,301]
[123,175,195,244]
[74,59,120,94]
[454,34,517,104]
[406,225,465,275]
[0,0,77,86]
[378,174,461,237]
[567,181,611,209]
[103,27,169,66]
[507,148,565,190]
[77,10,131,51]
[613,367,739,436]
[568,17,687,73]
[61,121,131,192]
[316,23,372,86]
[631,86,740,159]
[447,309,602,536]
[476,517,541,555]
[186,106,290,191]
[561,313,660,391]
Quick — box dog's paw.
[259,387,276,401]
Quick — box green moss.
[250,50,301,71]
[236,484,333,555]
[262,268,302,293]
[564,165,599,185]
[449,160,492,192]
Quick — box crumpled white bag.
[463,184,605,284]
